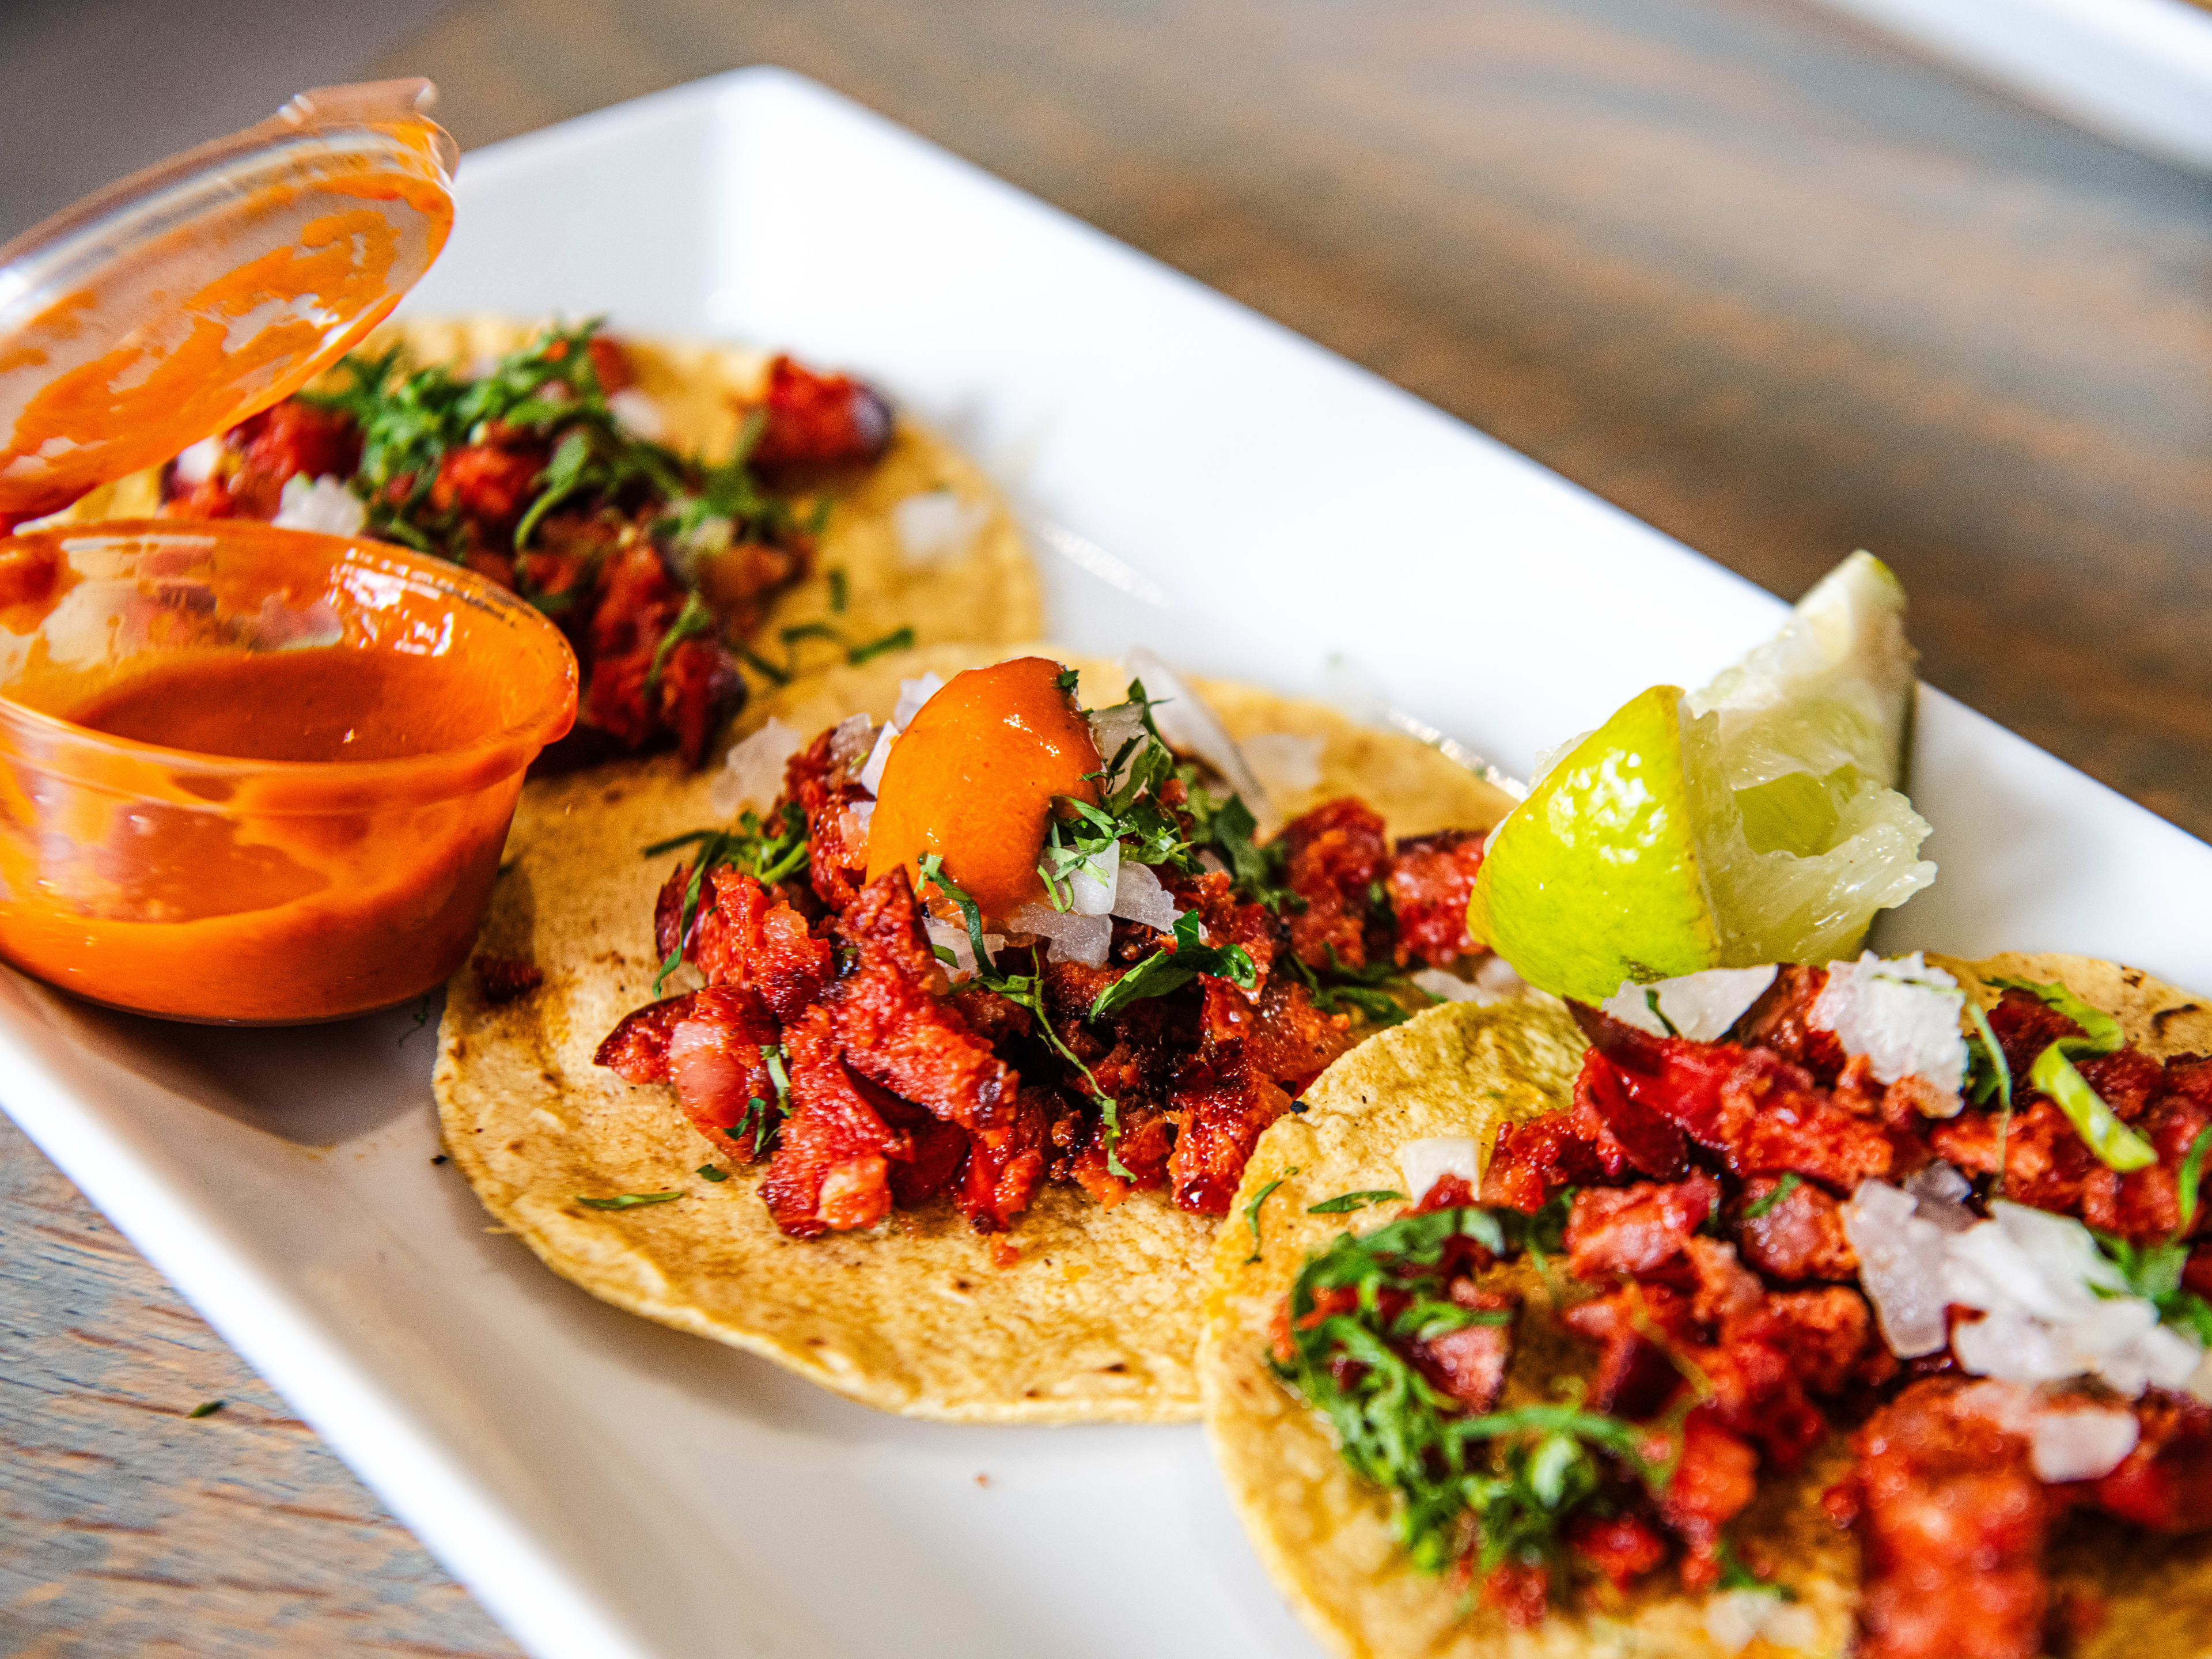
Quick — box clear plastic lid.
[0,79,457,529]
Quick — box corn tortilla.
[44,315,1043,675]
[435,642,1520,1422]
[1202,956,2212,1657]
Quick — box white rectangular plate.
[5,68,2211,1659]
[1805,0,2212,173]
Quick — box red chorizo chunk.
[832,873,1019,1152]
[1567,1512,1668,1588]
[1201,976,1354,1093]
[1750,1286,1881,1397]
[786,726,873,912]
[430,431,548,530]
[761,1005,908,1237]
[665,984,780,1156]
[1574,1046,1688,1179]
[1852,1379,2055,1659]
[1659,1412,1760,1589]
[1480,1109,1612,1213]
[163,400,363,520]
[692,866,834,1021]
[1581,1013,1896,1192]
[747,355,894,471]
[1384,830,1486,967]
[1168,1059,1293,1214]
[1278,797,1387,970]
[2089,1393,2212,1533]
[1566,1173,1720,1279]
[1415,1286,1518,1412]
[1734,1175,1859,1281]
[594,991,696,1084]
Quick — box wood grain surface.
[6,0,2210,1653]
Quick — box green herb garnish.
[1309,1190,1406,1215]
[1244,1166,1300,1262]
[1087,910,1259,1020]
[1716,1536,1793,1599]
[1743,1173,1802,1221]
[187,1400,225,1419]
[576,1191,684,1211]
[696,1164,729,1182]
[827,567,849,613]
[1274,1206,1660,1573]
[1993,978,2156,1173]
[847,626,914,665]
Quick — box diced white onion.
[2188,1347,2212,1406]
[1411,967,1488,1004]
[1088,702,1150,783]
[1397,1137,1481,1204]
[1842,1179,1952,1358]
[1474,956,1527,999]
[890,672,946,732]
[270,474,366,536]
[1244,731,1325,799]
[828,713,875,765]
[172,436,222,485]
[709,717,804,817]
[1809,950,1968,1100]
[848,799,874,840]
[1123,646,1270,815]
[1006,903,1111,967]
[856,723,898,797]
[2029,1408,2141,1483]
[1601,965,1777,1042]
[1854,1181,2208,1397]
[1066,837,1119,916]
[1902,1161,1976,1233]
[892,488,990,564]
[607,388,664,441]
[1703,1590,1777,1655]
[925,917,1006,979]
[1109,858,1182,932]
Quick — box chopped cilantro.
[827,566,849,613]
[847,626,914,665]
[696,1164,729,1182]
[1274,1206,1662,1573]
[187,1400,225,1419]
[576,1191,684,1211]
[2179,1124,2212,1237]
[1716,1536,1793,1599]
[1743,1173,1801,1221]
[1244,1166,1299,1262]
[1087,910,1258,1020]
[1308,1189,1404,1215]
[1287,947,1426,1028]
[1052,666,1080,694]
[646,588,718,698]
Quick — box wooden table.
[6,0,2208,1651]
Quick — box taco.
[47,316,1039,768]
[1203,952,2212,1657]
[434,642,1522,1421]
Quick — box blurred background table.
[3,0,2207,1653]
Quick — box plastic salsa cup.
[0,521,575,1022]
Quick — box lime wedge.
[1469,552,1935,1003]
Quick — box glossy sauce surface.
[69,649,508,763]
[864,656,1101,925]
